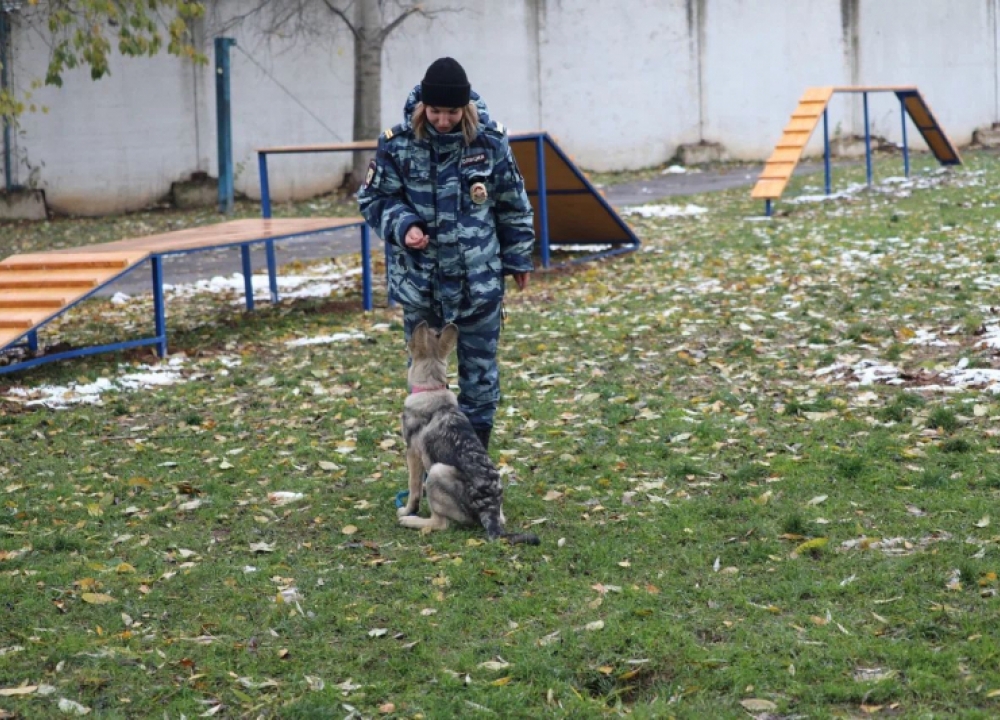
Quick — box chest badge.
[470,182,489,205]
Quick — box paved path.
[95,160,835,297]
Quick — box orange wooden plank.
[758,163,795,180]
[792,101,829,118]
[751,179,789,199]
[801,87,835,102]
[0,310,55,329]
[63,218,365,256]
[511,141,587,193]
[257,141,377,154]
[0,271,102,289]
[785,117,820,133]
[921,130,957,161]
[767,147,805,163]
[904,96,934,128]
[0,328,25,348]
[777,131,812,149]
[0,252,142,271]
[0,293,68,309]
[833,85,918,93]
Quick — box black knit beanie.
[421,57,471,108]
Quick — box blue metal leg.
[266,239,278,304]
[27,330,38,353]
[152,256,167,358]
[535,136,551,269]
[863,91,872,187]
[361,224,372,311]
[900,96,910,178]
[823,108,831,195]
[241,244,255,311]
[384,240,394,308]
[258,152,272,219]
[765,199,772,217]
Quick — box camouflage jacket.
[357,87,535,321]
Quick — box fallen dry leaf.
[81,593,115,605]
[739,698,777,712]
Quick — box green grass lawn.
[3,151,1000,718]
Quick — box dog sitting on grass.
[397,322,539,546]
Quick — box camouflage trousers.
[403,299,503,431]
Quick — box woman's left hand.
[512,273,528,291]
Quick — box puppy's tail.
[484,515,540,546]
[500,531,541,546]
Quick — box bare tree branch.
[321,0,358,39]
[379,5,420,42]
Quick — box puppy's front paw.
[397,505,417,518]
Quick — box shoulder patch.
[382,123,407,142]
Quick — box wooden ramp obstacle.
[257,132,640,268]
[752,86,962,214]
[0,218,367,375]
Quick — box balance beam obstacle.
[0,217,368,375]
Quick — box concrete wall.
[2,0,999,215]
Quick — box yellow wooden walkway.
[0,217,366,373]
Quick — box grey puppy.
[397,321,539,545]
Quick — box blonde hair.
[412,102,480,145]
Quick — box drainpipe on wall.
[0,8,11,192]
[0,0,23,193]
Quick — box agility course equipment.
[752,86,962,215]
[0,132,637,375]
[257,132,640,268]
[0,218,368,374]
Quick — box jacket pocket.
[390,249,433,309]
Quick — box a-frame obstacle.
[752,86,962,215]
[257,132,641,268]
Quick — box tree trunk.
[349,0,383,190]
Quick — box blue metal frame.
[823,108,832,195]
[900,95,910,177]
[0,223,366,376]
[535,135,551,268]
[215,37,237,214]
[862,91,873,187]
[255,132,640,280]
[256,147,376,307]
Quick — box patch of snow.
[4,357,188,409]
[285,332,367,347]
[623,204,708,218]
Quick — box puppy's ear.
[438,323,459,359]
[408,321,430,357]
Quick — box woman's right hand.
[404,225,429,250]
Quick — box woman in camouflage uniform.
[357,57,535,451]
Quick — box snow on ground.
[4,357,194,409]
[285,332,367,347]
[108,263,361,305]
[623,203,708,218]
[2,262,371,409]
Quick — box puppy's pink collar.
[410,384,447,395]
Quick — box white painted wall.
[2,0,999,214]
